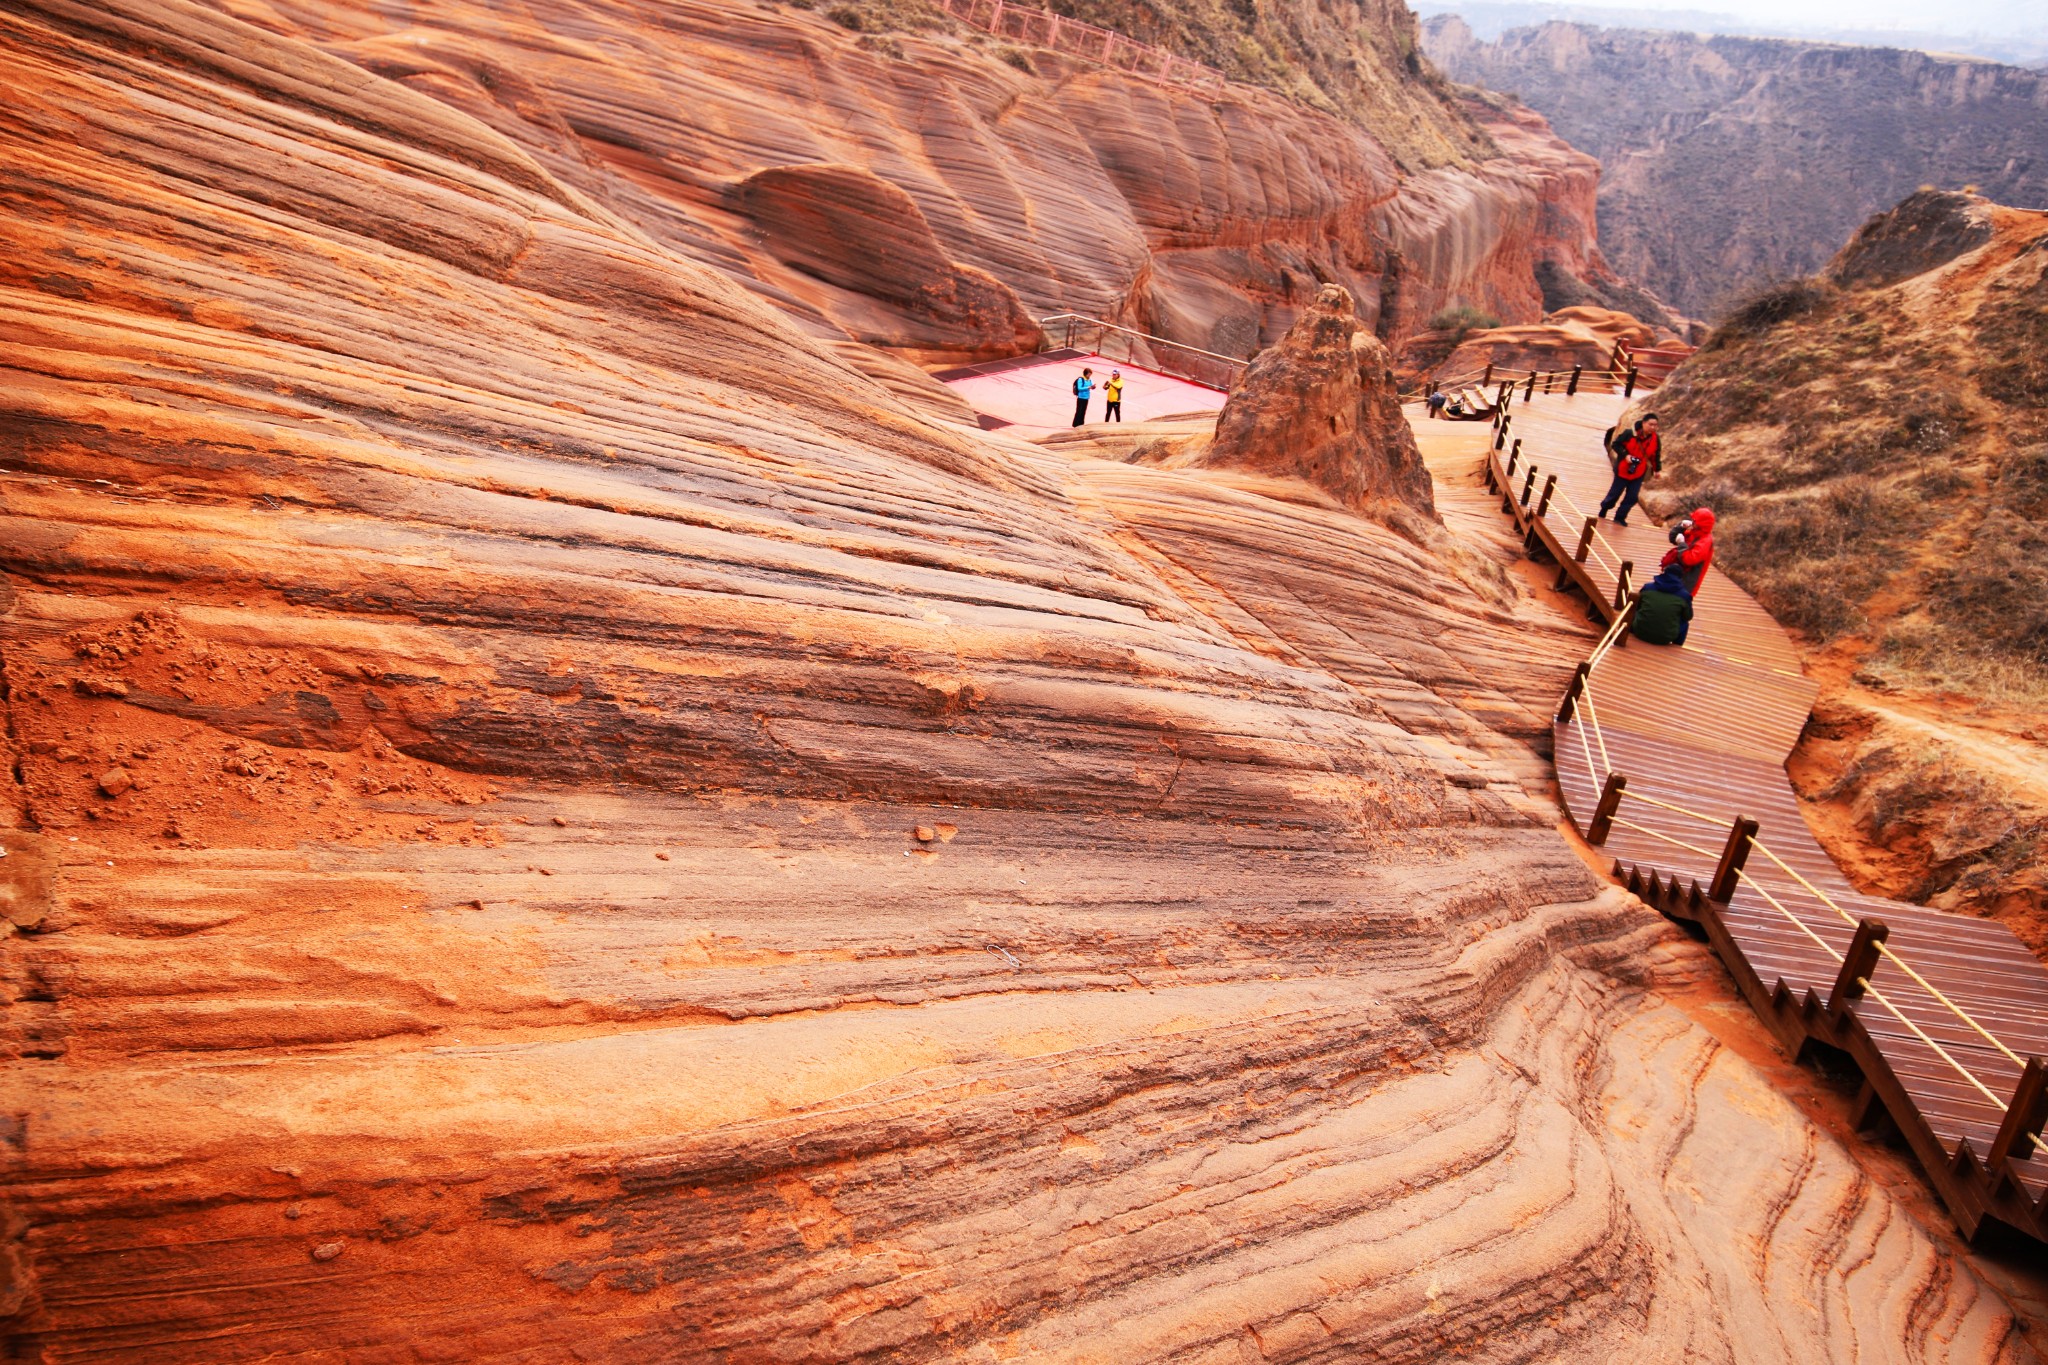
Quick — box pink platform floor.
[934,351,1229,434]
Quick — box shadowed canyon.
[2,0,2045,1359]
[1422,15,2048,317]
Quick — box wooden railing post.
[1557,661,1591,723]
[1503,444,1519,481]
[1574,516,1596,562]
[1536,474,1557,519]
[1519,466,1537,508]
[1587,772,1626,845]
[1624,365,1639,398]
[1568,364,1582,395]
[1482,362,1493,387]
[1708,816,1759,901]
[1497,381,1512,407]
[1494,419,1509,451]
[1613,593,1638,647]
[1612,561,1633,611]
[1523,373,1536,400]
[1988,1058,2048,1176]
[1826,919,1889,1020]
[1509,437,1521,467]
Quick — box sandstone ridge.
[1,1,2042,1358]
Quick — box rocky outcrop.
[1198,286,1436,518]
[1423,15,2048,315]
[1827,188,1998,290]
[730,163,1044,361]
[3,1,2042,1358]
[1427,304,1658,378]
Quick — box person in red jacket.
[1598,414,1662,527]
[1661,506,1715,598]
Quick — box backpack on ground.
[1631,586,1691,646]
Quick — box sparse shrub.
[1913,464,1972,499]
[1973,270,2048,409]
[1995,444,2048,515]
[826,5,869,29]
[1711,277,1832,344]
[997,45,1035,73]
[1924,509,2048,665]
[1424,304,1502,343]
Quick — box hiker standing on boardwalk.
[1426,388,1448,419]
[1661,506,1716,596]
[1598,414,1661,526]
[1072,367,1094,426]
[1103,369,1124,422]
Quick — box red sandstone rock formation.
[1198,285,1435,518]
[191,0,1632,360]
[2,1,2042,1359]
[1432,304,1661,379]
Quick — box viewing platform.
[933,316,1242,434]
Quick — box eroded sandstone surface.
[1,1,2041,1359]
[201,0,1639,359]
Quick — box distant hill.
[1422,16,2048,315]
[1411,0,2048,66]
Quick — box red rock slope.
[0,2,2040,1359]
[189,0,1621,359]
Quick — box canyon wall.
[3,0,2042,1358]
[1423,16,2048,316]
[188,0,1635,361]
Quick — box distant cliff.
[1422,16,2048,315]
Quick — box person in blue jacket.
[1072,367,1094,426]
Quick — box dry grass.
[1651,246,2048,689]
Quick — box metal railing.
[1039,314,1248,392]
[937,0,1226,93]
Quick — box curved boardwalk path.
[1450,382,2048,1244]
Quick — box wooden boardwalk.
[1457,383,2048,1244]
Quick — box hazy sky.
[1570,0,2040,35]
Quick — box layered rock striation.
[206,0,1644,361]
[1,1,2042,1359]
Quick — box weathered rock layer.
[0,2,2040,1360]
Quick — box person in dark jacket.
[1072,367,1094,426]
[1632,568,1695,645]
[1661,506,1716,597]
[1598,414,1661,526]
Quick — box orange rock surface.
[182,0,1637,358]
[1437,304,1662,379]
[1,1,2042,1359]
